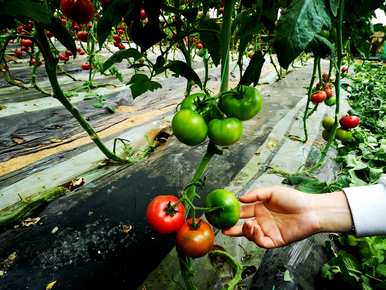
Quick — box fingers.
[242,221,276,249]
[239,187,275,203]
[240,204,255,218]
[222,224,243,236]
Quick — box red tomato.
[24,22,33,32]
[65,49,73,57]
[46,31,54,38]
[196,42,204,49]
[16,25,24,34]
[61,16,67,26]
[72,22,82,31]
[77,31,88,42]
[176,218,215,258]
[58,52,69,62]
[311,90,327,104]
[146,195,185,234]
[117,28,125,35]
[140,7,147,20]
[113,41,120,47]
[112,34,121,43]
[324,85,333,98]
[21,46,29,52]
[339,115,360,129]
[60,0,96,24]
[81,63,91,70]
[341,67,348,73]
[15,48,23,58]
[118,43,125,50]
[77,48,86,55]
[20,39,33,47]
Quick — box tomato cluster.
[321,114,360,143]
[312,74,336,106]
[172,85,263,147]
[146,189,240,258]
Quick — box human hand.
[222,186,352,248]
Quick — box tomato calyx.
[164,200,181,217]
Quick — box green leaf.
[43,17,76,57]
[273,0,331,68]
[97,0,134,47]
[128,74,162,98]
[0,0,51,24]
[239,50,265,86]
[165,60,202,89]
[329,0,339,17]
[376,264,386,277]
[101,48,142,73]
[283,175,327,193]
[198,18,221,66]
[233,9,262,63]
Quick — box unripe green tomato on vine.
[205,189,240,229]
[172,109,208,146]
[220,85,263,121]
[208,118,243,146]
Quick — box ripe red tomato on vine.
[339,115,360,129]
[77,31,88,42]
[20,39,33,47]
[146,195,185,234]
[196,42,204,49]
[60,0,96,24]
[311,90,327,104]
[140,7,147,20]
[81,63,91,70]
[176,218,215,258]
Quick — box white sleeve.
[343,176,386,237]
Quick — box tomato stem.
[220,0,235,93]
[302,56,318,143]
[209,249,243,290]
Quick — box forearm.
[310,191,353,233]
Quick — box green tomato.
[220,85,263,121]
[180,93,207,111]
[208,118,243,146]
[172,109,208,146]
[336,128,353,143]
[319,29,330,39]
[322,116,335,130]
[205,189,240,229]
[324,96,336,106]
[180,93,221,122]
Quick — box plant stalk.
[302,57,318,142]
[34,24,125,162]
[220,0,235,92]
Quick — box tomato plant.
[176,218,215,258]
[146,195,185,234]
[205,189,240,229]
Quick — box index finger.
[239,187,275,203]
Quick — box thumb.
[239,187,274,203]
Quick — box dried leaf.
[63,177,85,191]
[12,137,24,144]
[120,224,133,234]
[21,217,41,227]
[46,280,57,290]
[51,226,59,234]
